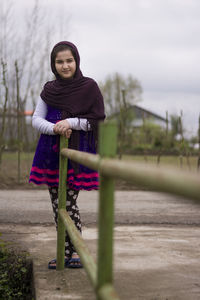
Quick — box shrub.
[0,238,33,300]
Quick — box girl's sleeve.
[32,98,55,135]
[32,97,90,134]
[67,118,91,131]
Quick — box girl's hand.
[53,120,72,138]
[65,129,72,139]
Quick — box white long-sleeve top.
[32,97,89,135]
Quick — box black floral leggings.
[48,187,82,258]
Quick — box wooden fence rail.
[56,121,200,300]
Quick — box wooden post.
[15,61,21,183]
[97,122,117,296]
[166,110,169,137]
[179,112,183,169]
[57,135,68,270]
[0,60,8,167]
[198,114,200,171]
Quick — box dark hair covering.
[40,41,105,170]
[50,42,80,80]
[41,41,105,119]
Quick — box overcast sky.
[18,0,200,136]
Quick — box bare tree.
[198,115,200,171]
[0,0,71,156]
[99,73,142,116]
[0,59,9,166]
[15,60,21,183]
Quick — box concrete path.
[1,190,200,225]
[0,190,200,299]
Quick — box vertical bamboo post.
[15,61,21,184]
[166,110,169,137]
[179,112,183,169]
[198,114,200,171]
[97,122,117,297]
[118,91,123,160]
[57,135,68,270]
[0,60,9,168]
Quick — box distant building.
[107,104,167,128]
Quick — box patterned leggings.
[48,187,82,258]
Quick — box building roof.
[22,110,33,116]
[108,104,166,123]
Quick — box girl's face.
[55,49,76,80]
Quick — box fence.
[56,122,200,300]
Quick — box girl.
[29,41,105,269]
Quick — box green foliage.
[0,240,33,300]
[100,73,143,157]
[119,120,194,155]
[129,122,166,153]
[6,138,37,152]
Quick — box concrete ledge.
[1,223,200,299]
[1,190,200,299]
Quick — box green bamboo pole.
[97,122,117,297]
[59,209,97,286]
[61,148,99,170]
[198,114,200,171]
[15,61,21,184]
[56,135,68,270]
[166,110,169,136]
[62,148,200,203]
[98,283,121,300]
[100,159,200,202]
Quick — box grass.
[0,152,36,189]
[0,151,199,189]
[122,154,199,172]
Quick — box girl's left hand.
[65,129,72,138]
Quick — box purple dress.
[29,105,99,190]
